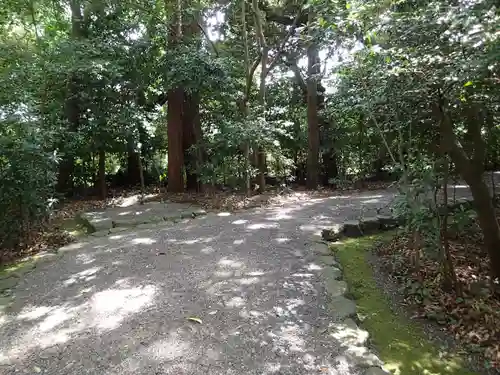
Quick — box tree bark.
[306,13,319,189]
[183,92,201,191]
[57,0,85,194]
[435,100,500,280]
[241,0,251,194]
[180,13,203,192]
[127,141,141,186]
[167,88,185,193]
[98,148,106,200]
[322,149,338,185]
[166,0,185,193]
[252,0,268,193]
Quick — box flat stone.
[192,209,207,216]
[137,223,159,230]
[112,218,142,227]
[0,277,18,291]
[345,347,383,368]
[343,220,363,237]
[330,319,369,346]
[91,230,111,237]
[59,241,89,253]
[325,279,347,297]
[0,271,16,280]
[81,213,113,231]
[377,215,399,229]
[109,227,128,233]
[342,318,359,330]
[322,228,342,242]
[328,296,357,320]
[34,252,63,265]
[0,296,13,312]
[318,255,341,268]
[310,242,330,255]
[360,217,380,233]
[12,262,36,277]
[180,211,197,219]
[321,266,343,283]
[364,367,390,375]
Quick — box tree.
[306,9,319,189]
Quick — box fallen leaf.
[187,316,202,324]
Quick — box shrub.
[0,122,57,251]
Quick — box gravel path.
[0,190,396,374]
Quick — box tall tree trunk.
[436,101,500,280]
[127,140,141,186]
[322,149,338,185]
[183,92,201,191]
[241,0,251,194]
[167,88,185,193]
[252,0,268,193]
[306,13,319,189]
[166,0,185,193]
[57,0,85,194]
[182,14,202,192]
[98,148,106,200]
[138,149,146,203]
[467,174,500,280]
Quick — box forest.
[1,0,499,368]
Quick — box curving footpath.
[0,191,397,374]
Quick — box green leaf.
[346,3,351,9]
[463,81,473,87]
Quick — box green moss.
[332,233,478,375]
[0,259,35,280]
[59,216,93,237]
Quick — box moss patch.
[331,233,478,375]
[0,259,35,280]
[59,216,93,237]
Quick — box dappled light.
[232,219,248,224]
[1,189,405,373]
[90,285,157,330]
[246,222,279,230]
[131,237,156,245]
[2,0,498,371]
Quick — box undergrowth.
[332,233,477,375]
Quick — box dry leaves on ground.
[376,225,500,370]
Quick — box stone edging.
[310,241,390,375]
[79,208,207,237]
[0,251,63,314]
[321,197,474,242]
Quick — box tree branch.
[245,53,262,100]
[197,22,219,57]
[267,1,305,74]
[285,55,307,92]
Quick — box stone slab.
[321,266,343,282]
[360,217,381,233]
[343,220,363,237]
[318,255,341,269]
[91,230,111,237]
[364,367,390,375]
[82,201,206,230]
[325,279,348,297]
[328,296,357,320]
[0,296,13,312]
[0,277,18,291]
[310,242,331,256]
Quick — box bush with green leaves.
[0,122,57,251]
